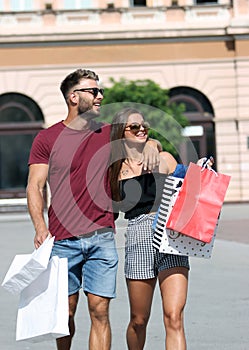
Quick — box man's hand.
[140,139,161,171]
[34,230,51,249]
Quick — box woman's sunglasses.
[125,122,150,135]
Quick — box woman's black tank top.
[119,172,167,219]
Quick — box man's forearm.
[148,138,163,152]
[27,185,48,238]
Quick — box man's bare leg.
[88,293,111,350]
[56,292,79,350]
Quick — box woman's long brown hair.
[109,108,144,202]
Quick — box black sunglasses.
[125,122,150,135]
[73,87,104,98]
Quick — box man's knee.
[164,310,183,332]
[68,292,79,317]
[88,294,110,321]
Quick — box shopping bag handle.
[199,156,217,176]
[201,156,214,169]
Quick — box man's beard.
[77,105,100,120]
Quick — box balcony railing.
[0,4,246,40]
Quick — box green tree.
[101,78,188,158]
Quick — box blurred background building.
[0,0,249,210]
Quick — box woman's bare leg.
[126,278,157,350]
[159,267,189,350]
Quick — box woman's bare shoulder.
[159,152,177,174]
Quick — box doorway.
[169,87,216,167]
[0,93,44,199]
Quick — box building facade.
[0,0,249,205]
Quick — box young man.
[26,69,160,350]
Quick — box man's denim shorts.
[51,229,119,298]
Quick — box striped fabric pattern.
[152,176,182,251]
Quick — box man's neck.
[63,114,91,131]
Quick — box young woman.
[110,108,189,350]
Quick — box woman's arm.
[158,152,178,175]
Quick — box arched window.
[169,86,216,164]
[0,93,44,199]
[169,86,214,120]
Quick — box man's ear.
[69,92,78,105]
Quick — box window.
[169,86,214,117]
[64,0,93,9]
[195,0,218,4]
[130,0,147,6]
[0,93,44,198]
[10,0,33,11]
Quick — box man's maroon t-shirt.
[28,121,115,241]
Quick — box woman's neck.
[120,142,145,179]
[123,142,144,163]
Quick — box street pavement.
[0,202,249,350]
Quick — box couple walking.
[27,68,189,350]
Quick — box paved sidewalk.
[0,203,249,349]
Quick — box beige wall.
[2,55,248,203]
[0,40,238,66]
[1,1,249,202]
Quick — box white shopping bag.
[2,235,55,295]
[158,225,217,259]
[16,256,69,342]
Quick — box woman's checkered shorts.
[124,214,190,279]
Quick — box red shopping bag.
[166,162,231,243]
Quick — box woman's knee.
[130,313,150,331]
[164,309,184,331]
